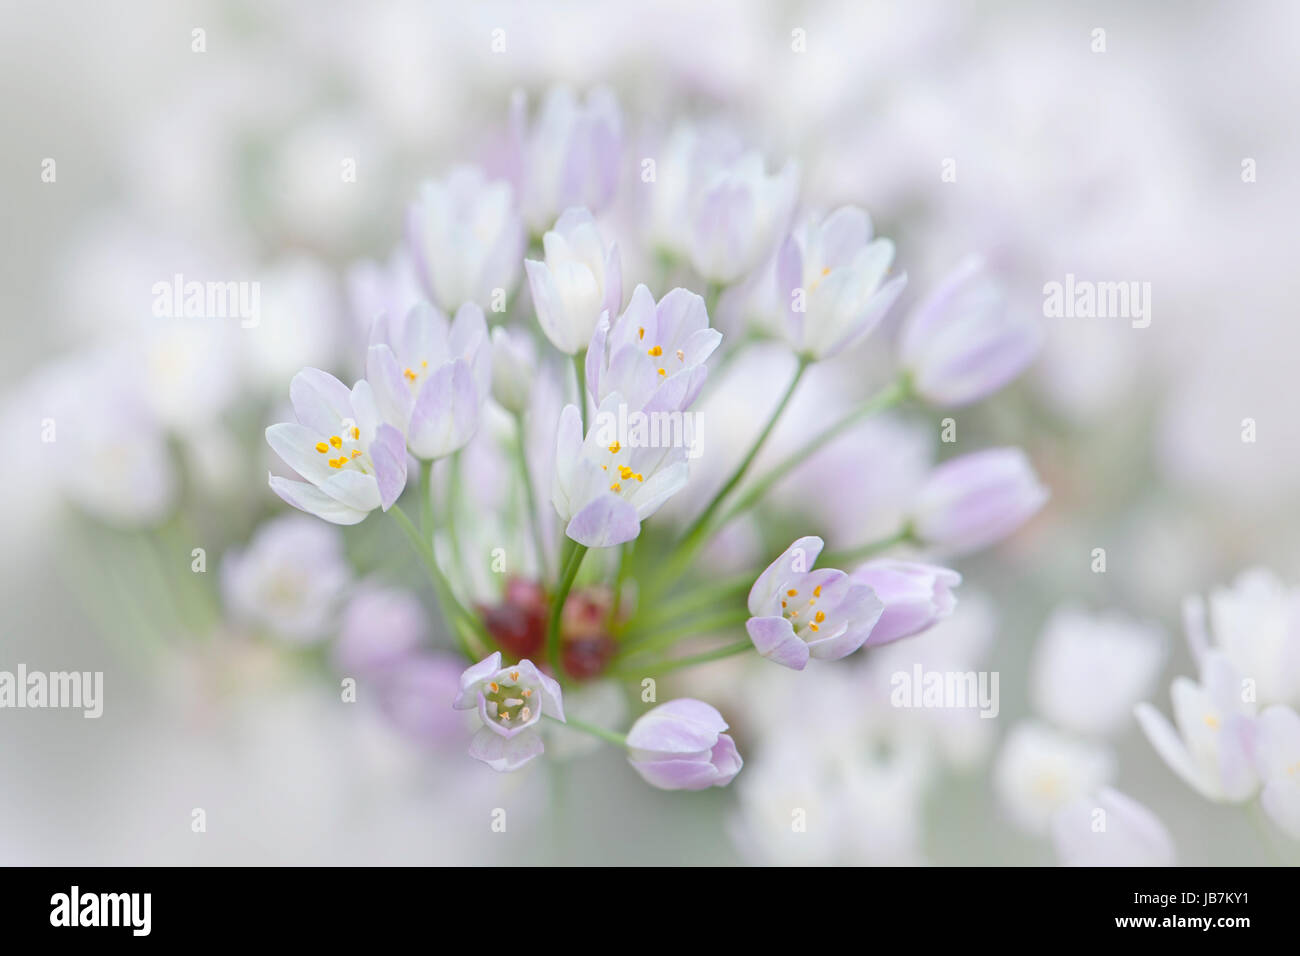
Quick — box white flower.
[1050,788,1176,866]
[489,326,537,415]
[1135,650,1258,803]
[510,87,622,233]
[524,207,622,355]
[407,166,524,313]
[775,206,906,360]
[993,721,1115,835]
[1186,568,1300,708]
[1254,705,1300,839]
[687,151,799,285]
[222,514,351,643]
[1031,606,1166,737]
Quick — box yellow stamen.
[329,435,343,448]
[657,367,666,377]
[488,682,499,693]
[648,345,663,357]
[610,482,622,492]
[608,441,621,454]
[351,426,360,440]
[815,611,825,623]
[500,711,510,721]
[787,589,798,597]
[510,671,519,681]
[350,449,362,459]
[1204,714,1220,730]
[315,442,329,453]
[403,368,417,382]
[810,623,819,632]
[619,465,634,480]
[813,586,822,597]
[328,459,344,469]
[522,688,532,697]
[638,327,645,340]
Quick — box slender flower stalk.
[564,715,628,747]
[612,639,753,679]
[547,542,589,675]
[389,501,483,660]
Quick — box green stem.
[820,526,914,568]
[716,378,909,530]
[513,412,549,579]
[635,571,753,629]
[573,349,588,432]
[652,357,809,594]
[546,541,588,677]
[620,608,750,658]
[612,639,753,679]
[389,502,480,660]
[563,715,628,747]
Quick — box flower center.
[483,672,534,730]
[402,359,430,388]
[779,584,825,635]
[313,425,371,473]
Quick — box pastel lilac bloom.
[644,122,744,259]
[688,151,799,284]
[586,284,721,413]
[490,326,537,415]
[746,536,884,670]
[899,255,1044,407]
[1254,705,1300,838]
[332,584,428,677]
[993,721,1116,835]
[524,207,622,355]
[909,447,1049,556]
[510,87,622,233]
[1135,650,1259,803]
[266,368,408,525]
[366,301,491,461]
[776,206,907,360]
[552,392,690,548]
[626,699,743,791]
[406,166,525,313]
[453,652,566,772]
[221,514,351,643]
[1050,788,1176,867]
[345,245,423,339]
[850,559,961,648]
[376,652,469,749]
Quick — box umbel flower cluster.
[265,88,1047,788]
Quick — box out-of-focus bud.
[524,207,622,355]
[908,448,1048,555]
[626,699,743,791]
[899,256,1042,407]
[490,327,537,415]
[850,559,961,647]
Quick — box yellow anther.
[619,465,634,480]
[403,368,417,382]
[328,458,344,469]
[1204,714,1220,730]
[815,611,825,623]
[500,711,510,722]
[351,426,360,440]
[315,442,329,454]
[810,623,819,632]
[676,349,685,362]
[648,345,663,357]
[608,441,621,454]
[638,327,645,340]
[350,449,362,459]
[522,688,532,697]
[813,586,822,597]
[821,266,831,277]
[787,589,798,597]
[781,600,787,608]
[329,435,343,448]
[488,682,499,693]
[610,482,622,493]
[657,367,667,377]
[520,706,531,721]
[510,671,519,681]
[633,472,643,481]
[421,360,428,368]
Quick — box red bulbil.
[477,578,618,680]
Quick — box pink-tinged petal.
[820,206,872,268]
[468,725,545,771]
[626,698,729,753]
[551,403,585,519]
[319,469,381,512]
[602,241,623,319]
[409,359,478,459]
[746,616,809,670]
[585,312,610,398]
[268,475,368,525]
[366,343,414,432]
[777,233,804,344]
[289,368,354,435]
[534,667,566,722]
[609,284,658,352]
[565,492,640,548]
[266,423,333,484]
[450,301,490,394]
[630,756,724,790]
[655,287,709,342]
[525,258,575,354]
[453,651,502,709]
[630,460,689,521]
[748,535,825,614]
[1135,702,1219,800]
[708,734,743,785]
[370,423,408,510]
